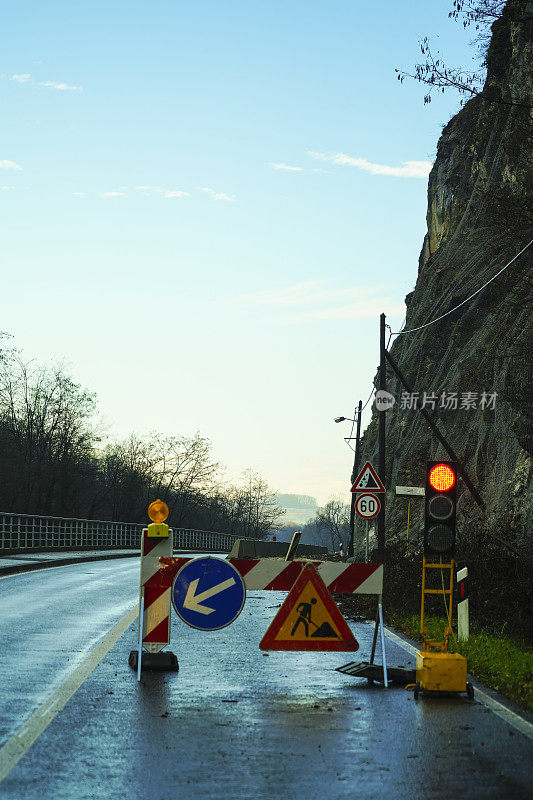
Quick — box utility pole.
[347,399,362,558]
[377,313,386,562]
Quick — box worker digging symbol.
[259,564,359,652]
[291,597,338,638]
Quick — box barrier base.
[336,661,415,685]
[129,650,179,672]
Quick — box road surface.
[0,557,531,799]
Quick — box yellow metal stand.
[420,555,455,653]
[415,555,472,698]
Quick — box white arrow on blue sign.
[171,556,246,631]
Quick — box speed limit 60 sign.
[355,493,381,519]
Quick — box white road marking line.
[0,566,69,581]
[0,604,139,784]
[382,626,418,656]
[383,626,533,741]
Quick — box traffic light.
[424,461,457,556]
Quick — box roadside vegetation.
[341,534,532,711]
[387,611,533,712]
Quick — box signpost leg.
[378,600,388,688]
[370,605,379,665]
[137,591,144,682]
[365,521,369,563]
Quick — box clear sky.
[2,1,477,505]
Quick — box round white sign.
[355,493,381,520]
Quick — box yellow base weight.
[416,650,467,693]
[147,522,170,538]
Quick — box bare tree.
[394,1,528,105]
[314,498,351,553]
[147,433,219,525]
[233,470,284,539]
[0,356,99,514]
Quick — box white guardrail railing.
[0,512,238,553]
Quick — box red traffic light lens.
[428,463,456,492]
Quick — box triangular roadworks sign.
[259,564,359,652]
[351,460,385,493]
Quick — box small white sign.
[395,486,425,497]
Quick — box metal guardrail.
[0,512,238,553]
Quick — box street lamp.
[334,401,363,558]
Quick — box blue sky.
[1,1,478,505]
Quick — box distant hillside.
[276,493,318,525]
[276,494,318,510]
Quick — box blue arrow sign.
[171,556,246,631]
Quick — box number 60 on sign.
[355,492,381,519]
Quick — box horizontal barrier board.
[158,557,383,595]
[230,559,383,595]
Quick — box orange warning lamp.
[148,499,169,523]
[147,500,170,537]
[428,463,456,492]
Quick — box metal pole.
[378,601,388,688]
[370,604,379,664]
[377,313,386,562]
[348,400,363,558]
[365,520,369,563]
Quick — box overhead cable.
[391,238,533,335]
[343,387,376,453]
[361,386,375,412]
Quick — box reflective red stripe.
[143,617,170,643]
[156,557,192,583]
[226,558,261,578]
[142,533,163,556]
[143,582,168,603]
[263,562,307,590]
[327,564,379,593]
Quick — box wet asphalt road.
[0,558,532,800]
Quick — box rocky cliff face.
[361,0,533,565]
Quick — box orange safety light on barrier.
[148,499,169,523]
[147,500,170,538]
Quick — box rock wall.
[360,0,533,562]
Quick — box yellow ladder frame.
[420,555,455,652]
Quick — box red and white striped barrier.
[230,559,383,594]
[158,557,383,596]
[140,529,174,653]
